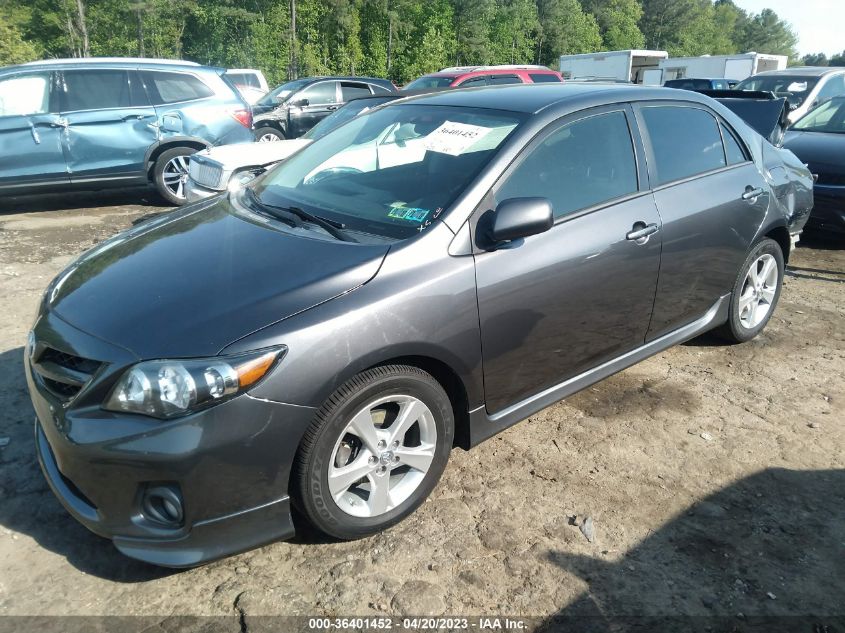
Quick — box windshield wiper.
[244,189,354,242]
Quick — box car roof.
[2,57,211,73]
[396,82,707,114]
[750,67,845,77]
[424,67,557,79]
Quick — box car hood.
[46,197,389,359]
[196,139,311,170]
[783,131,845,170]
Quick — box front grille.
[32,345,103,401]
[188,159,225,189]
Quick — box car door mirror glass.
[292,98,309,108]
[488,197,553,244]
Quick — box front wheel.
[293,366,454,540]
[153,146,197,205]
[717,237,784,343]
[254,126,284,142]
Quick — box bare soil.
[0,190,843,628]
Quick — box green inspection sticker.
[387,204,430,223]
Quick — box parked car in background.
[784,96,845,237]
[403,65,562,90]
[186,94,399,201]
[735,67,845,123]
[224,68,269,105]
[0,58,254,204]
[27,83,813,566]
[664,77,733,90]
[251,76,396,142]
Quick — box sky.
[734,0,843,57]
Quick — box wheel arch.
[763,224,791,265]
[145,138,209,180]
[253,118,288,137]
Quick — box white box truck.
[558,50,669,84]
[657,53,787,84]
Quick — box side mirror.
[488,197,554,243]
[292,98,309,108]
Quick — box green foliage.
[1,0,805,84]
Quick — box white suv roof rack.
[439,64,551,73]
[23,57,200,66]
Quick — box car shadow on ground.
[0,188,167,216]
[538,467,845,632]
[0,347,174,582]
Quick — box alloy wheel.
[162,155,190,200]
[738,253,778,329]
[258,133,280,143]
[328,394,437,518]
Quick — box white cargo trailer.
[558,50,669,84]
[657,53,787,83]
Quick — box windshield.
[404,76,456,90]
[257,79,311,106]
[254,104,523,240]
[736,75,820,107]
[304,96,397,141]
[792,98,845,133]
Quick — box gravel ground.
[0,190,843,629]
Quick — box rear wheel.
[254,126,284,142]
[293,366,454,540]
[153,147,197,205]
[717,238,784,343]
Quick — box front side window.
[142,71,213,105]
[529,73,561,83]
[792,97,845,133]
[640,105,726,186]
[255,104,523,239]
[258,78,311,106]
[736,75,820,108]
[300,82,339,106]
[458,77,488,87]
[488,75,522,85]
[60,70,133,111]
[0,73,50,117]
[403,76,455,90]
[497,110,638,219]
[816,74,845,103]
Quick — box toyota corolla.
[26,84,813,567]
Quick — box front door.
[57,68,158,183]
[474,107,662,413]
[290,81,340,137]
[0,71,68,191]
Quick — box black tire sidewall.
[296,367,454,540]
[153,147,197,205]
[726,238,784,342]
[254,126,284,142]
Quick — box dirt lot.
[0,190,843,629]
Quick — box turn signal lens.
[104,346,285,419]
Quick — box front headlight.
[104,346,285,419]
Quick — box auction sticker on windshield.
[424,121,492,156]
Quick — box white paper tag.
[424,121,492,156]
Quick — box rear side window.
[488,75,522,85]
[0,73,50,117]
[340,82,372,101]
[371,84,393,94]
[60,70,137,111]
[720,123,747,165]
[529,73,561,83]
[640,106,726,186]
[142,71,214,105]
[497,110,638,219]
[227,72,260,89]
[300,81,339,105]
[458,77,488,87]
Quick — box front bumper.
[185,178,224,203]
[806,186,845,235]
[26,311,315,567]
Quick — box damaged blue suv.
[0,58,254,204]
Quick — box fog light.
[141,485,184,527]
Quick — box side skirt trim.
[467,294,731,446]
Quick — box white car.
[225,68,270,105]
[186,94,399,202]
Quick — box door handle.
[122,113,153,121]
[326,105,340,111]
[49,118,69,129]
[741,186,765,201]
[626,222,659,242]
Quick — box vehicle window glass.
[720,123,747,164]
[255,104,524,240]
[497,110,638,219]
[371,84,393,94]
[0,73,50,117]
[341,82,372,100]
[458,77,488,87]
[816,75,845,103]
[403,76,455,90]
[488,75,522,85]
[736,75,819,108]
[300,82,338,105]
[228,73,259,89]
[792,98,845,133]
[142,71,213,104]
[60,70,132,111]
[304,96,395,140]
[128,70,150,106]
[529,73,561,83]
[641,106,726,185]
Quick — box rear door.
[474,106,662,413]
[58,68,158,183]
[635,103,769,340]
[0,71,68,190]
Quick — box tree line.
[1,0,838,86]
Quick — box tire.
[254,126,284,142]
[153,146,197,205]
[293,365,454,540]
[717,237,784,343]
